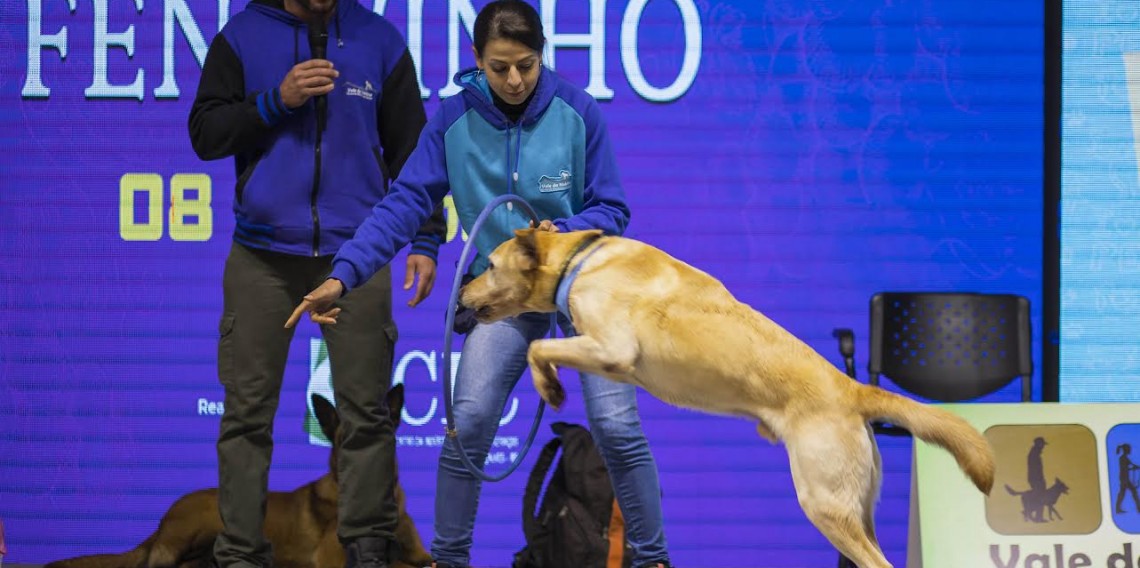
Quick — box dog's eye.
[487,261,495,270]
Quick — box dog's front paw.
[528,353,565,410]
[537,376,566,411]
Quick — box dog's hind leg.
[786,418,892,568]
[861,423,883,555]
[144,494,223,568]
[527,335,637,410]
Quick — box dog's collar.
[552,233,605,320]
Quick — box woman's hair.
[1121,443,1132,455]
[473,0,546,56]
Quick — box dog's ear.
[311,394,340,444]
[512,228,540,268]
[386,383,405,430]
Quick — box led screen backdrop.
[1060,0,1140,403]
[1,1,1042,566]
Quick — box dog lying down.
[45,385,431,568]
[459,228,996,568]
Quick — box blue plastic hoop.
[442,194,553,482]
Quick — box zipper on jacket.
[311,122,323,257]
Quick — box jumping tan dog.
[45,385,431,568]
[459,228,996,568]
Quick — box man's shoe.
[344,537,394,568]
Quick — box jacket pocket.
[381,320,399,386]
[217,314,237,388]
[235,152,264,206]
[383,319,399,346]
[372,145,390,197]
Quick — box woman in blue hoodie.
[286,2,672,567]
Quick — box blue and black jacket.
[188,0,445,259]
[329,66,630,290]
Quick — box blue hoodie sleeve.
[552,95,631,236]
[329,110,451,291]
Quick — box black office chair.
[831,292,1033,568]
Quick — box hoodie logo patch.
[345,80,375,101]
[538,170,572,193]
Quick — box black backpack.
[513,422,634,568]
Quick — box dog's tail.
[856,385,995,495]
[43,535,155,568]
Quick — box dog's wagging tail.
[855,386,995,494]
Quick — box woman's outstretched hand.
[530,219,559,232]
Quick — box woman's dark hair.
[473,0,546,56]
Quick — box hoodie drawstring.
[505,124,524,208]
[335,10,343,48]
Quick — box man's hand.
[285,278,345,328]
[530,219,559,232]
[404,254,437,307]
[279,60,339,109]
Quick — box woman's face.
[475,38,541,105]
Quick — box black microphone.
[308,18,329,134]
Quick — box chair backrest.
[869,292,1033,402]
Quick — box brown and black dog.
[459,228,997,568]
[46,385,431,568]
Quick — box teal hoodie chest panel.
[444,97,586,274]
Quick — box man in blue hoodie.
[188,1,445,567]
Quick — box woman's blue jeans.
[431,312,670,567]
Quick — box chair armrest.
[832,328,856,379]
[832,328,910,436]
